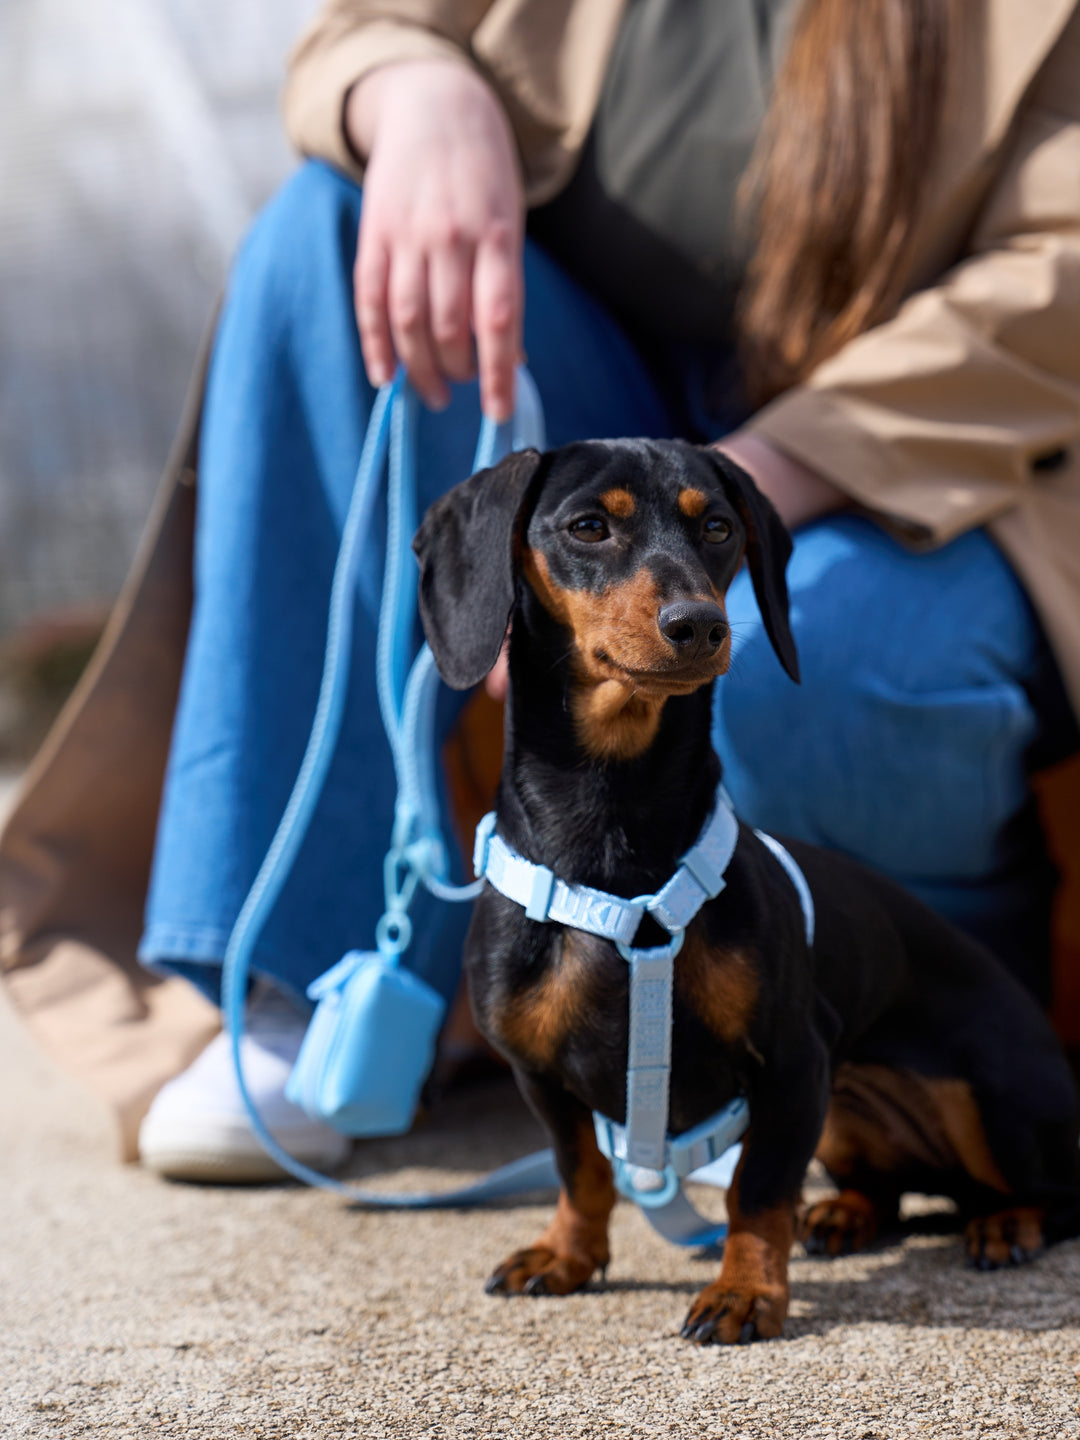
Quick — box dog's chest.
[469,901,756,1130]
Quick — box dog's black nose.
[657,600,729,657]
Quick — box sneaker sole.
[140,1126,351,1185]
[141,1145,352,1184]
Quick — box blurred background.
[0,0,319,758]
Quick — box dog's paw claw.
[680,1283,785,1345]
[965,1208,1045,1271]
[484,1243,603,1298]
[798,1192,879,1259]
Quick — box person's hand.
[711,431,846,530]
[346,59,525,421]
[485,638,510,702]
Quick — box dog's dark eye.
[703,517,733,544]
[569,517,609,542]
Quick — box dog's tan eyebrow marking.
[678,487,707,518]
[599,487,635,517]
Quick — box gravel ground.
[4,981,1080,1439]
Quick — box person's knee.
[230,161,363,313]
[715,518,1041,879]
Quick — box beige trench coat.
[4,0,1080,1157]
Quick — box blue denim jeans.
[140,161,1075,1007]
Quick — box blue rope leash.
[221,371,558,1204]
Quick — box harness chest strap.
[477,785,816,1234]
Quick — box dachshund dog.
[413,438,1080,1345]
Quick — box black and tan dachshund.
[413,437,1080,1345]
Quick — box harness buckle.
[524,864,556,922]
[472,811,497,879]
[611,1157,681,1209]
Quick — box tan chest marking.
[676,934,759,1044]
[495,930,603,1068]
[570,681,665,762]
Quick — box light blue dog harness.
[475,786,815,1247]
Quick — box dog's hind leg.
[807,1061,1080,1264]
[965,1205,1046,1269]
[484,1071,615,1298]
[799,1188,894,1256]
[801,1063,956,1257]
[939,1066,1080,1267]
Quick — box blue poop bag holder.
[222,367,743,1239]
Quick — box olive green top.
[529,0,797,344]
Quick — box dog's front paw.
[680,1279,787,1345]
[965,1207,1045,1270]
[484,1245,603,1297]
[799,1189,881,1257]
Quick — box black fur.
[417,437,1080,1330]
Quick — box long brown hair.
[739,0,955,405]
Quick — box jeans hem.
[138,924,234,967]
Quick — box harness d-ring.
[612,1159,682,1209]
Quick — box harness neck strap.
[474,784,740,946]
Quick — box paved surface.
[2,764,1078,1440]
[4,975,1080,1440]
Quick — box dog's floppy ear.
[413,449,544,689]
[705,449,800,683]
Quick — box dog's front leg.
[485,1069,615,1297]
[682,1040,830,1344]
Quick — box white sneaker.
[139,981,352,1183]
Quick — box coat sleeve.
[283,2,497,186]
[745,20,1080,546]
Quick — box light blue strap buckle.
[525,864,556,922]
[472,811,497,878]
[612,1157,681,1209]
[595,1097,748,1248]
[667,1096,750,1178]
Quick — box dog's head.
[414,438,799,759]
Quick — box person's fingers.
[473,223,523,423]
[428,241,476,384]
[388,248,449,410]
[484,636,511,701]
[355,227,395,389]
